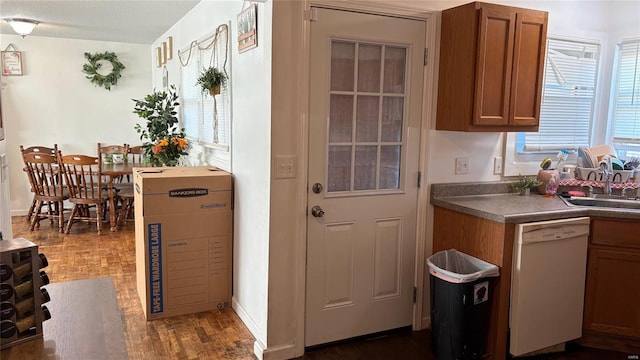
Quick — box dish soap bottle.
[545,177,558,198]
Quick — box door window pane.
[330,95,354,143]
[358,45,382,92]
[383,47,406,94]
[328,146,352,192]
[381,97,403,142]
[326,42,408,193]
[331,41,355,91]
[380,146,401,189]
[354,145,377,190]
[356,96,380,142]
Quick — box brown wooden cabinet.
[436,2,547,132]
[580,218,640,353]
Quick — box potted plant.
[132,85,188,166]
[510,175,542,195]
[196,66,227,96]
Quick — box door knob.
[311,205,325,218]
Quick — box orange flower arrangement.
[151,137,189,166]
[133,85,188,166]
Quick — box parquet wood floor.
[8,216,256,360]
[6,216,631,360]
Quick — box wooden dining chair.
[126,145,145,164]
[58,154,109,235]
[97,143,128,164]
[116,145,145,226]
[21,150,69,233]
[20,144,60,223]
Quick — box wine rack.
[0,238,50,349]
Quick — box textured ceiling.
[0,0,201,44]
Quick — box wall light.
[6,18,40,38]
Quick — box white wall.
[1,34,150,215]
[0,139,11,240]
[149,0,273,353]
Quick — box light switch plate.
[455,157,469,175]
[494,157,503,175]
[275,155,296,179]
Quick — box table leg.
[109,179,117,231]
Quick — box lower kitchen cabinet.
[580,217,640,353]
[432,206,514,360]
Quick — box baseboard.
[262,343,299,360]
[422,315,431,330]
[250,332,299,360]
[232,297,266,360]
[11,210,28,217]
[253,339,266,360]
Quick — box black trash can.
[427,249,500,360]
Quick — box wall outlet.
[275,155,296,179]
[455,157,469,175]
[494,157,503,175]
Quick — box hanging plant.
[82,51,125,91]
[196,66,227,96]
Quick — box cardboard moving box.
[134,166,232,320]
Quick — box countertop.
[431,181,640,223]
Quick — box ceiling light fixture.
[6,18,40,38]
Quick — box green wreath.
[82,52,125,91]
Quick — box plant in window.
[132,85,188,166]
[196,66,227,96]
[510,175,542,195]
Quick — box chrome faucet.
[599,157,613,195]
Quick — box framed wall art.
[237,4,257,53]
[1,49,23,76]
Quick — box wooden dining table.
[101,162,147,231]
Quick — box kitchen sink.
[560,195,640,210]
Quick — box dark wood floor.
[4,216,633,360]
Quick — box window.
[611,39,640,158]
[180,26,231,152]
[521,37,600,152]
[505,37,600,175]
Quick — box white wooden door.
[306,8,425,346]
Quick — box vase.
[209,86,221,96]
[163,159,179,167]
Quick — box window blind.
[612,40,640,143]
[522,38,599,152]
[200,39,230,149]
[180,25,230,150]
[182,56,200,140]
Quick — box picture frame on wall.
[1,50,23,76]
[237,4,257,53]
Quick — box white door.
[306,8,425,346]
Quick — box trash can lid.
[427,249,499,283]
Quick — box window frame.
[609,38,640,159]
[179,28,232,171]
[504,35,601,176]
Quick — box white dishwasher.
[510,217,590,357]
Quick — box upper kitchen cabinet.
[436,2,548,132]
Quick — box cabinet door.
[473,6,515,126]
[583,248,640,338]
[510,11,547,126]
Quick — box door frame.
[292,0,438,357]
